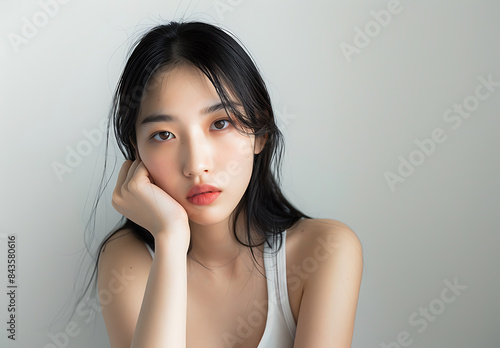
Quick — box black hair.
[69,20,311,326]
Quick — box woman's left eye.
[210,119,231,130]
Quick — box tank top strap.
[259,230,296,347]
[275,230,297,337]
[144,241,155,259]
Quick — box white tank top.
[144,229,297,347]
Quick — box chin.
[185,207,234,227]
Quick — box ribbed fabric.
[144,230,296,347]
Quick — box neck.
[187,211,265,274]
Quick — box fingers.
[114,160,132,193]
[113,159,140,198]
[113,159,155,205]
[117,159,154,192]
[112,160,130,211]
[133,161,155,185]
[124,159,140,184]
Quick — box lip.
[186,184,222,206]
[187,191,221,205]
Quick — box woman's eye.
[211,119,230,130]
[152,131,174,142]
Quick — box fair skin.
[98,64,363,348]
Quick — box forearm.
[131,234,188,348]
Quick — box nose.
[182,133,213,177]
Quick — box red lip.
[186,184,221,199]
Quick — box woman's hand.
[112,159,190,250]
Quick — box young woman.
[95,21,363,347]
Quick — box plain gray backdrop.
[1,0,499,347]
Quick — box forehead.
[137,65,219,117]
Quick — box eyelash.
[150,119,233,142]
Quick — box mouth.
[186,184,222,202]
[191,190,214,197]
[187,191,221,205]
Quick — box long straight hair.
[73,21,310,322]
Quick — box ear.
[253,133,268,155]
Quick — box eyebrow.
[140,102,236,126]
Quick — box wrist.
[154,228,190,255]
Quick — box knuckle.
[127,179,139,193]
[111,193,121,206]
[111,197,119,211]
[111,188,121,201]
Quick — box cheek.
[216,139,255,180]
[140,150,178,188]
[232,137,255,161]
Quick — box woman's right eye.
[151,131,174,142]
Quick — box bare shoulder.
[98,227,152,274]
[97,228,153,347]
[287,218,364,347]
[287,218,363,265]
[289,217,358,235]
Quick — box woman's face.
[134,64,265,225]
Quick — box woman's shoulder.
[286,218,363,268]
[96,228,154,347]
[100,228,144,256]
[284,218,363,324]
[288,218,360,245]
[97,228,152,279]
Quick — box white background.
[1,0,499,347]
